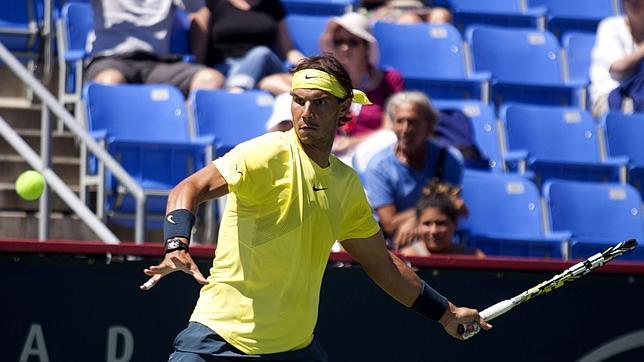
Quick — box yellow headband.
[291,69,372,105]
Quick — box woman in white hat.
[319,12,405,162]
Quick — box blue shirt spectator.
[365,141,463,211]
[363,91,464,249]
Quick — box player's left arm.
[341,232,491,339]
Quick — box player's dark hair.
[292,54,353,123]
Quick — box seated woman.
[401,181,484,258]
[206,0,304,94]
[319,12,405,164]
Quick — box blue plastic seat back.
[84,83,191,142]
[502,103,600,163]
[375,22,467,79]
[467,25,563,84]
[544,180,643,252]
[443,0,523,12]
[433,100,503,172]
[530,0,616,18]
[0,0,44,51]
[562,31,595,83]
[604,112,644,166]
[286,14,330,57]
[170,8,191,56]
[62,2,93,54]
[279,0,357,16]
[461,172,545,237]
[191,90,274,156]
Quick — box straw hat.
[321,12,380,66]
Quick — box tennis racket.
[458,238,638,339]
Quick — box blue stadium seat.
[286,14,330,57]
[191,89,274,157]
[436,0,546,31]
[279,0,357,16]
[460,172,570,258]
[529,0,619,38]
[0,0,44,55]
[561,31,595,84]
[603,112,644,195]
[83,83,214,228]
[374,22,490,101]
[544,180,644,260]
[56,1,93,112]
[466,25,587,107]
[432,100,525,172]
[501,103,626,186]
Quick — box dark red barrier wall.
[3,239,644,362]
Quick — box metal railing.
[0,42,148,243]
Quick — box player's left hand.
[439,302,492,340]
[139,250,208,291]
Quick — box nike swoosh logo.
[304,74,318,79]
[313,186,328,191]
[167,215,176,224]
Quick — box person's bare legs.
[258,73,291,95]
[93,68,127,84]
[190,68,225,92]
[427,7,453,24]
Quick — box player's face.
[290,88,349,149]
[391,102,433,155]
[417,207,456,252]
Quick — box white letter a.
[19,324,50,362]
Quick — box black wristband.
[411,281,449,321]
[163,209,195,241]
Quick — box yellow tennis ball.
[16,170,45,201]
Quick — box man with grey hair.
[363,91,464,249]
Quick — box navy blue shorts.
[169,322,328,362]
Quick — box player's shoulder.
[235,131,290,155]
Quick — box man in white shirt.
[590,0,644,117]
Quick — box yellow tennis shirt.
[190,129,381,354]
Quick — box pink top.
[339,69,404,136]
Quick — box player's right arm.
[341,231,492,339]
[139,163,228,291]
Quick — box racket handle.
[458,299,514,340]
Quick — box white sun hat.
[320,12,380,67]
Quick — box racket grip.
[458,300,514,340]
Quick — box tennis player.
[140,54,491,361]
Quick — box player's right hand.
[139,250,209,291]
[439,302,492,340]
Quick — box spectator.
[265,92,293,132]
[86,0,224,96]
[590,0,644,117]
[319,12,404,163]
[206,0,304,94]
[365,0,453,25]
[364,91,464,249]
[400,180,484,258]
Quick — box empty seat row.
[461,171,644,260]
[82,83,273,231]
[434,0,620,37]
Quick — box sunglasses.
[333,38,363,48]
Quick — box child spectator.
[401,180,484,258]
